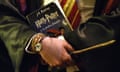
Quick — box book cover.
[26,2,73,37]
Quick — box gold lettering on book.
[35,11,59,28]
[35,17,47,28]
[45,11,59,22]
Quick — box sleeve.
[64,15,119,52]
[0,15,36,69]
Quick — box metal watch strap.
[34,36,45,52]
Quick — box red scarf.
[59,0,81,29]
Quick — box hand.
[39,37,74,67]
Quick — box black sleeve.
[64,15,120,51]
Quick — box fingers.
[46,50,73,67]
[49,60,62,67]
[63,40,74,52]
[62,52,73,65]
[50,51,73,67]
[57,36,74,52]
[40,37,74,67]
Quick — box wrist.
[25,33,46,54]
[31,33,46,53]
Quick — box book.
[26,2,73,37]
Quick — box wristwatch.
[34,38,44,52]
[25,33,46,54]
[32,33,46,53]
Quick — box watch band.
[25,33,46,54]
[34,36,46,53]
[31,33,46,53]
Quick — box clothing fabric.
[64,0,120,72]
[0,0,120,72]
[59,0,81,29]
[78,0,96,23]
[0,0,43,72]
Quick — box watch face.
[35,43,42,52]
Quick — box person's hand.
[39,37,74,67]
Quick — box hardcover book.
[26,2,73,37]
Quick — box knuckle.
[63,54,71,61]
[55,61,62,66]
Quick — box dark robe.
[0,0,120,72]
